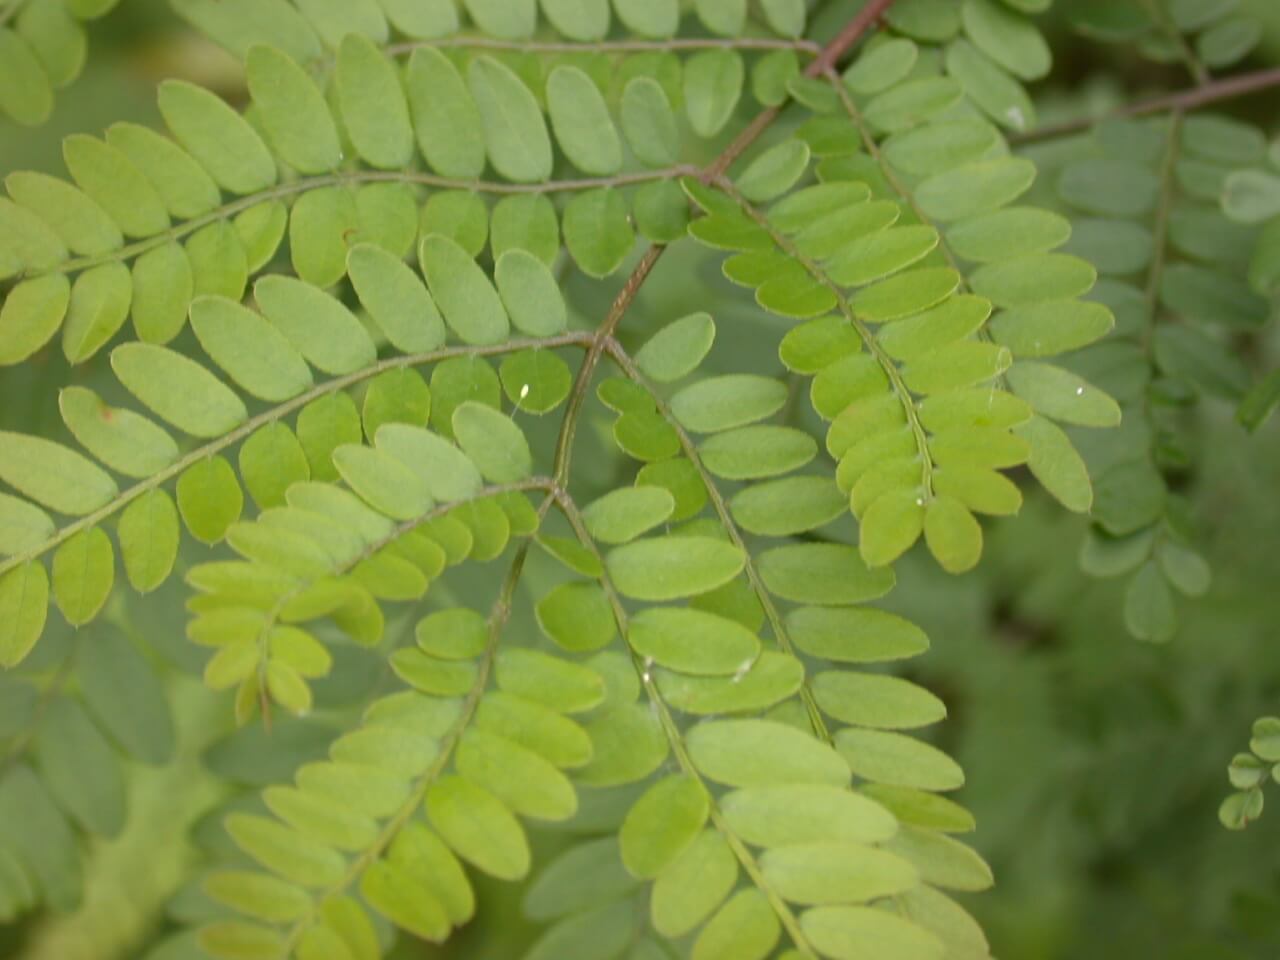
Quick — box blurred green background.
[3,2,1280,958]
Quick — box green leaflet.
[177,456,243,544]
[758,544,896,606]
[684,49,744,138]
[347,243,446,353]
[117,489,179,593]
[333,444,433,521]
[671,374,788,433]
[458,728,577,822]
[190,296,313,402]
[157,79,276,195]
[58,386,178,479]
[0,562,49,667]
[451,403,532,483]
[0,272,69,366]
[651,829,737,937]
[240,423,310,509]
[0,27,54,126]
[635,312,715,383]
[687,719,850,787]
[467,55,552,183]
[406,48,485,178]
[255,276,376,375]
[628,606,760,675]
[620,775,709,879]
[802,906,944,960]
[420,234,511,346]
[6,171,120,256]
[51,525,114,625]
[111,343,247,438]
[105,121,220,220]
[131,242,193,344]
[375,425,480,504]
[621,77,680,168]
[497,648,604,713]
[363,368,432,438]
[547,66,622,176]
[426,775,530,880]
[788,606,930,663]
[563,188,634,278]
[606,536,745,601]
[0,431,117,516]
[721,784,898,846]
[336,34,413,170]
[761,842,918,904]
[62,263,131,363]
[0,493,54,557]
[535,581,616,654]
[582,487,675,544]
[62,134,168,238]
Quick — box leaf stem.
[10,168,699,286]
[275,490,556,957]
[601,338,834,745]
[0,334,592,579]
[385,37,823,56]
[1011,66,1280,144]
[549,487,819,958]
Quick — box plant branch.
[276,491,555,957]
[602,337,834,746]
[704,0,897,179]
[385,37,822,56]
[712,173,937,502]
[10,168,700,286]
[0,334,593,580]
[549,487,819,958]
[1012,66,1280,144]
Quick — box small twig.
[1013,66,1280,144]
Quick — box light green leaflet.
[420,235,511,345]
[118,489,180,592]
[606,536,745,601]
[6,171,120,256]
[494,250,567,337]
[336,34,413,170]
[59,386,179,478]
[688,719,850,788]
[157,79,276,195]
[190,295,313,402]
[467,56,552,183]
[62,263,131,363]
[621,77,680,168]
[566,189,636,279]
[0,431,118,516]
[406,48,485,179]
[333,444,433,521]
[620,776,709,879]
[582,487,675,544]
[52,526,114,626]
[546,66,622,176]
[255,276,377,375]
[112,343,248,438]
[0,562,49,667]
[0,275,67,365]
[684,49,744,138]
[452,403,532,483]
[628,607,760,675]
[62,134,168,238]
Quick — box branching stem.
[1012,67,1280,144]
[11,167,699,286]
[0,334,593,579]
[550,487,819,957]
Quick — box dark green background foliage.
[1,1,1279,959]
